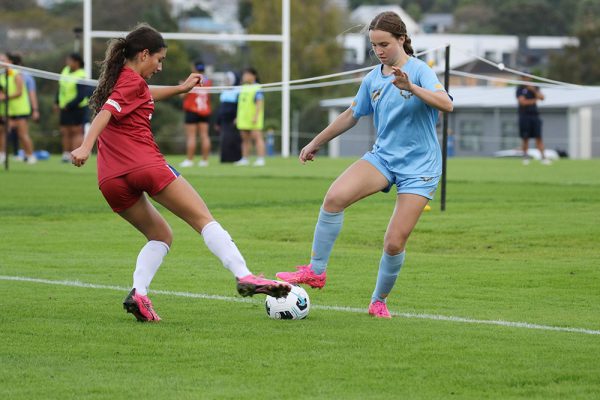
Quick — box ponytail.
[89,38,127,114]
[89,23,166,114]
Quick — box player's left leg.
[11,118,35,162]
[198,121,210,166]
[118,195,173,322]
[370,193,429,318]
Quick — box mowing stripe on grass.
[2,275,599,336]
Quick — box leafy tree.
[493,0,567,36]
[453,3,497,34]
[0,0,37,12]
[91,0,176,32]
[548,0,600,85]
[245,0,349,138]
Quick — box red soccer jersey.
[182,79,211,116]
[97,67,166,186]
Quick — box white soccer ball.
[265,284,310,320]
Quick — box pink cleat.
[276,264,326,289]
[123,289,161,322]
[368,300,392,319]
[236,274,291,298]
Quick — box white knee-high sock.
[132,240,170,296]
[202,221,251,278]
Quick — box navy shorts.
[185,111,210,124]
[60,107,89,126]
[100,164,180,212]
[519,115,542,139]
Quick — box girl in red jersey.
[71,24,289,322]
[180,59,212,168]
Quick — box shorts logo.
[420,177,434,182]
[106,99,122,112]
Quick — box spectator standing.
[180,59,212,167]
[215,71,241,163]
[56,53,89,162]
[235,67,265,167]
[516,75,550,165]
[7,53,39,159]
[0,52,36,164]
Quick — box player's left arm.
[391,66,453,113]
[150,73,203,101]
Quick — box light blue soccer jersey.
[351,57,447,177]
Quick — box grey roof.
[320,86,600,110]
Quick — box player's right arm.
[71,110,111,167]
[299,107,358,164]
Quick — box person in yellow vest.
[55,53,89,162]
[234,67,266,166]
[0,52,36,164]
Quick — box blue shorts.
[362,152,440,200]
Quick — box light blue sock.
[309,208,344,274]
[371,251,405,303]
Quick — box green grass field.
[1,156,599,399]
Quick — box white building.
[320,86,600,160]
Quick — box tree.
[548,0,600,85]
[493,0,567,36]
[0,0,37,12]
[91,0,177,32]
[244,0,349,137]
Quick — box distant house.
[319,86,600,160]
[420,13,454,34]
[0,27,51,53]
[342,32,577,80]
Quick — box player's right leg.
[277,159,389,288]
[152,176,290,298]
[234,131,251,165]
[180,123,197,167]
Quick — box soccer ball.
[265,285,310,320]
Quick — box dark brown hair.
[90,23,166,114]
[368,11,414,56]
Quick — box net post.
[441,45,450,211]
[3,69,9,171]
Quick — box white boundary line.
[2,275,599,336]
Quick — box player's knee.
[323,190,347,213]
[383,235,408,255]
[150,225,173,247]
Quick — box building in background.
[320,86,600,160]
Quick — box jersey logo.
[106,99,122,112]
[149,113,153,120]
[420,177,435,182]
[371,89,382,102]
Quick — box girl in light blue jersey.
[276,11,453,318]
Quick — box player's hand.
[71,146,90,167]
[299,141,320,164]
[391,66,412,92]
[181,73,203,92]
